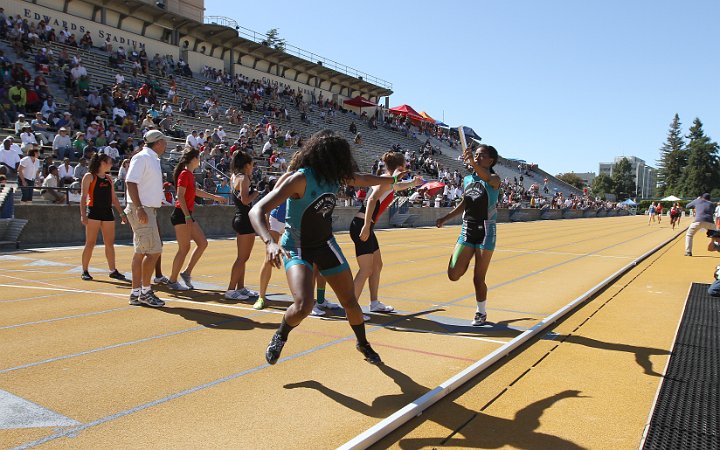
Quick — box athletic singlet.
[87,174,112,208]
[358,187,394,223]
[462,174,499,225]
[281,168,338,249]
[270,201,287,223]
[231,182,254,216]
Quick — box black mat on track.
[642,283,719,450]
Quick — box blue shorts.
[283,238,350,276]
[457,220,496,250]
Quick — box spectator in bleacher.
[87,89,102,110]
[217,126,227,143]
[58,157,75,186]
[100,140,120,164]
[0,137,21,176]
[262,138,275,157]
[9,82,27,116]
[72,132,88,158]
[19,125,38,149]
[41,165,65,204]
[161,101,173,117]
[18,147,40,203]
[139,113,154,132]
[354,132,362,147]
[40,96,56,120]
[82,138,98,160]
[54,111,72,131]
[185,130,199,149]
[85,121,100,141]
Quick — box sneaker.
[224,289,249,300]
[129,292,141,306]
[167,281,189,291]
[356,342,382,365]
[471,312,487,326]
[363,314,371,322]
[180,271,194,289]
[238,287,258,297]
[253,297,266,310]
[139,290,165,307]
[81,271,93,281]
[685,252,692,257]
[265,333,286,365]
[316,300,342,310]
[311,304,326,316]
[370,301,394,313]
[153,275,170,284]
[109,270,127,281]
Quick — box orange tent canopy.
[419,111,436,123]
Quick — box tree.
[679,118,719,197]
[261,28,286,52]
[611,157,635,199]
[555,172,584,189]
[656,114,686,196]
[591,173,614,199]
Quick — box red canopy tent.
[389,104,423,121]
[344,96,376,108]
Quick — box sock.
[277,317,295,341]
[316,288,326,304]
[476,301,487,315]
[141,285,152,295]
[132,288,141,296]
[351,323,368,346]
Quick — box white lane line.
[0,307,133,331]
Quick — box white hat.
[144,130,167,144]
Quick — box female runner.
[436,144,501,326]
[249,132,405,365]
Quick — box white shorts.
[269,215,285,234]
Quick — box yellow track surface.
[0,216,709,449]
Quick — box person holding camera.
[685,193,717,256]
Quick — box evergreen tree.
[611,158,636,199]
[656,114,686,196]
[591,173,614,199]
[262,28,286,52]
[680,118,719,197]
[555,173,585,189]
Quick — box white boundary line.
[339,228,685,450]
[636,282,693,449]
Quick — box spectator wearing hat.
[13,113,30,136]
[53,127,72,159]
[685,193,717,256]
[55,112,73,131]
[18,148,40,203]
[124,129,168,307]
[85,121,100,141]
[217,125,226,142]
[101,140,120,163]
[0,137,21,176]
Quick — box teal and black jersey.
[281,168,339,249]
[462,174,498,224]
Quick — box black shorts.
[232,213,255,235]
[87,207,114,222]
[283,238,350,276]
[170,207,194,226]
[349,217,379,257]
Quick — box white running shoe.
[180,272,194,289]
[167,281,189,291]
[363,314,371,322]
[153,276,170,284]
[370,301,394,313]
[316,300,342,310]
[238,287,258,297]
[224,290,249,300]
[311,304,326,316]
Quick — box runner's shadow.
[386,316,533,339]
[285,364,587,449]
[562,335,671,377]
[158,307,278,331]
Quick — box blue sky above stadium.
[205,0,720,175]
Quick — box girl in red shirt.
[167,148,227,290]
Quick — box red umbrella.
[420,181,446,197]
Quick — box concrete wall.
[12,205,630,247]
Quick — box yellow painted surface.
[0,216,704,449]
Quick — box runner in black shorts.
[80,153,128,281]
[351,151,422,314]
[226,150,260,301]
[250,131,407,365]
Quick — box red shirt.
[175,169,196,212]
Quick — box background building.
[598,156,656,199]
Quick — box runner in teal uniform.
[436,144,501,326]
[250,131,406,365]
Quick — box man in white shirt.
[262,138,275,156]
[112,106,127,122]
[14,114,30,135]
[115,73,125,85]
[70,63,87,82]
[18,148,40,203]
[216,125,226,142]
[52,127,72,159]
[185,130,199,149]
[0,138,21,176]
[124,130,167,307]
[101,141,120,163]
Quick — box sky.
[204,0,720,175]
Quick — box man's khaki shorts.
[125,205,162,254]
